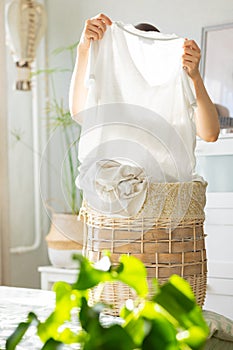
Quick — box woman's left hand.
[182,39,201,80]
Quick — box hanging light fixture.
[5,0,47,91]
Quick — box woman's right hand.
[79,13,112,51]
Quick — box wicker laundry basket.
[79,181,208,315]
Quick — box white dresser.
[196,133,233,320]
[38,265,79,290]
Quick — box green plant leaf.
[123,299,179,348]
[123,313,146,347]
[79,297,103,332]
[117,255,149,297]
[41,338,64,349]
[142,318,178,350]
[141,300,179,329]
[72,255,112,290]
[154,275,209,344]
[169,275,196,301]
[32,67,71,76]
[140,300,160,320]
[6,312,39,350]
[38,282,82,344]
[83,324,136,350]
[52,41,79,56]
[177,326,208,349]
[80,297,135,350]
[154,276,197,327]
[120,304,133,320]
[95,324,136,350]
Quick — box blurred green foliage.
[6,254,209,350]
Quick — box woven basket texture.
[79,181,208,315]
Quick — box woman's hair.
[134,23,160,33]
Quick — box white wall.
[46,0,233,48]
[5,0,233,288]
[5,0,50,288]
[0,0,10,285]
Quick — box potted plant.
[40,42,84,268]
[6,254,210,349]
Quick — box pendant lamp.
[5,0,46,91]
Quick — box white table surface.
[0,286,55,349]
[1,286,232,349]
[0,285,107,349]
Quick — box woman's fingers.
[183,47,201,58]
[85,29,100,41]
[183,40,201,62]
[86,18,107,33]
[85,23,105,40]
[84,14,111,41]
[182,53,200,64]
[93,13,112,26]
[183,39,201,52]
[182,38,201,78]
[79,13,112,50]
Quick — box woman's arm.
[69,13,112,120]
[182,39,220,142]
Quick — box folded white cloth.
[76,159,148,217]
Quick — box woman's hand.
[79,13,112,51]
[182,39,201,81]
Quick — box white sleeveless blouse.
[75,21,204,217]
